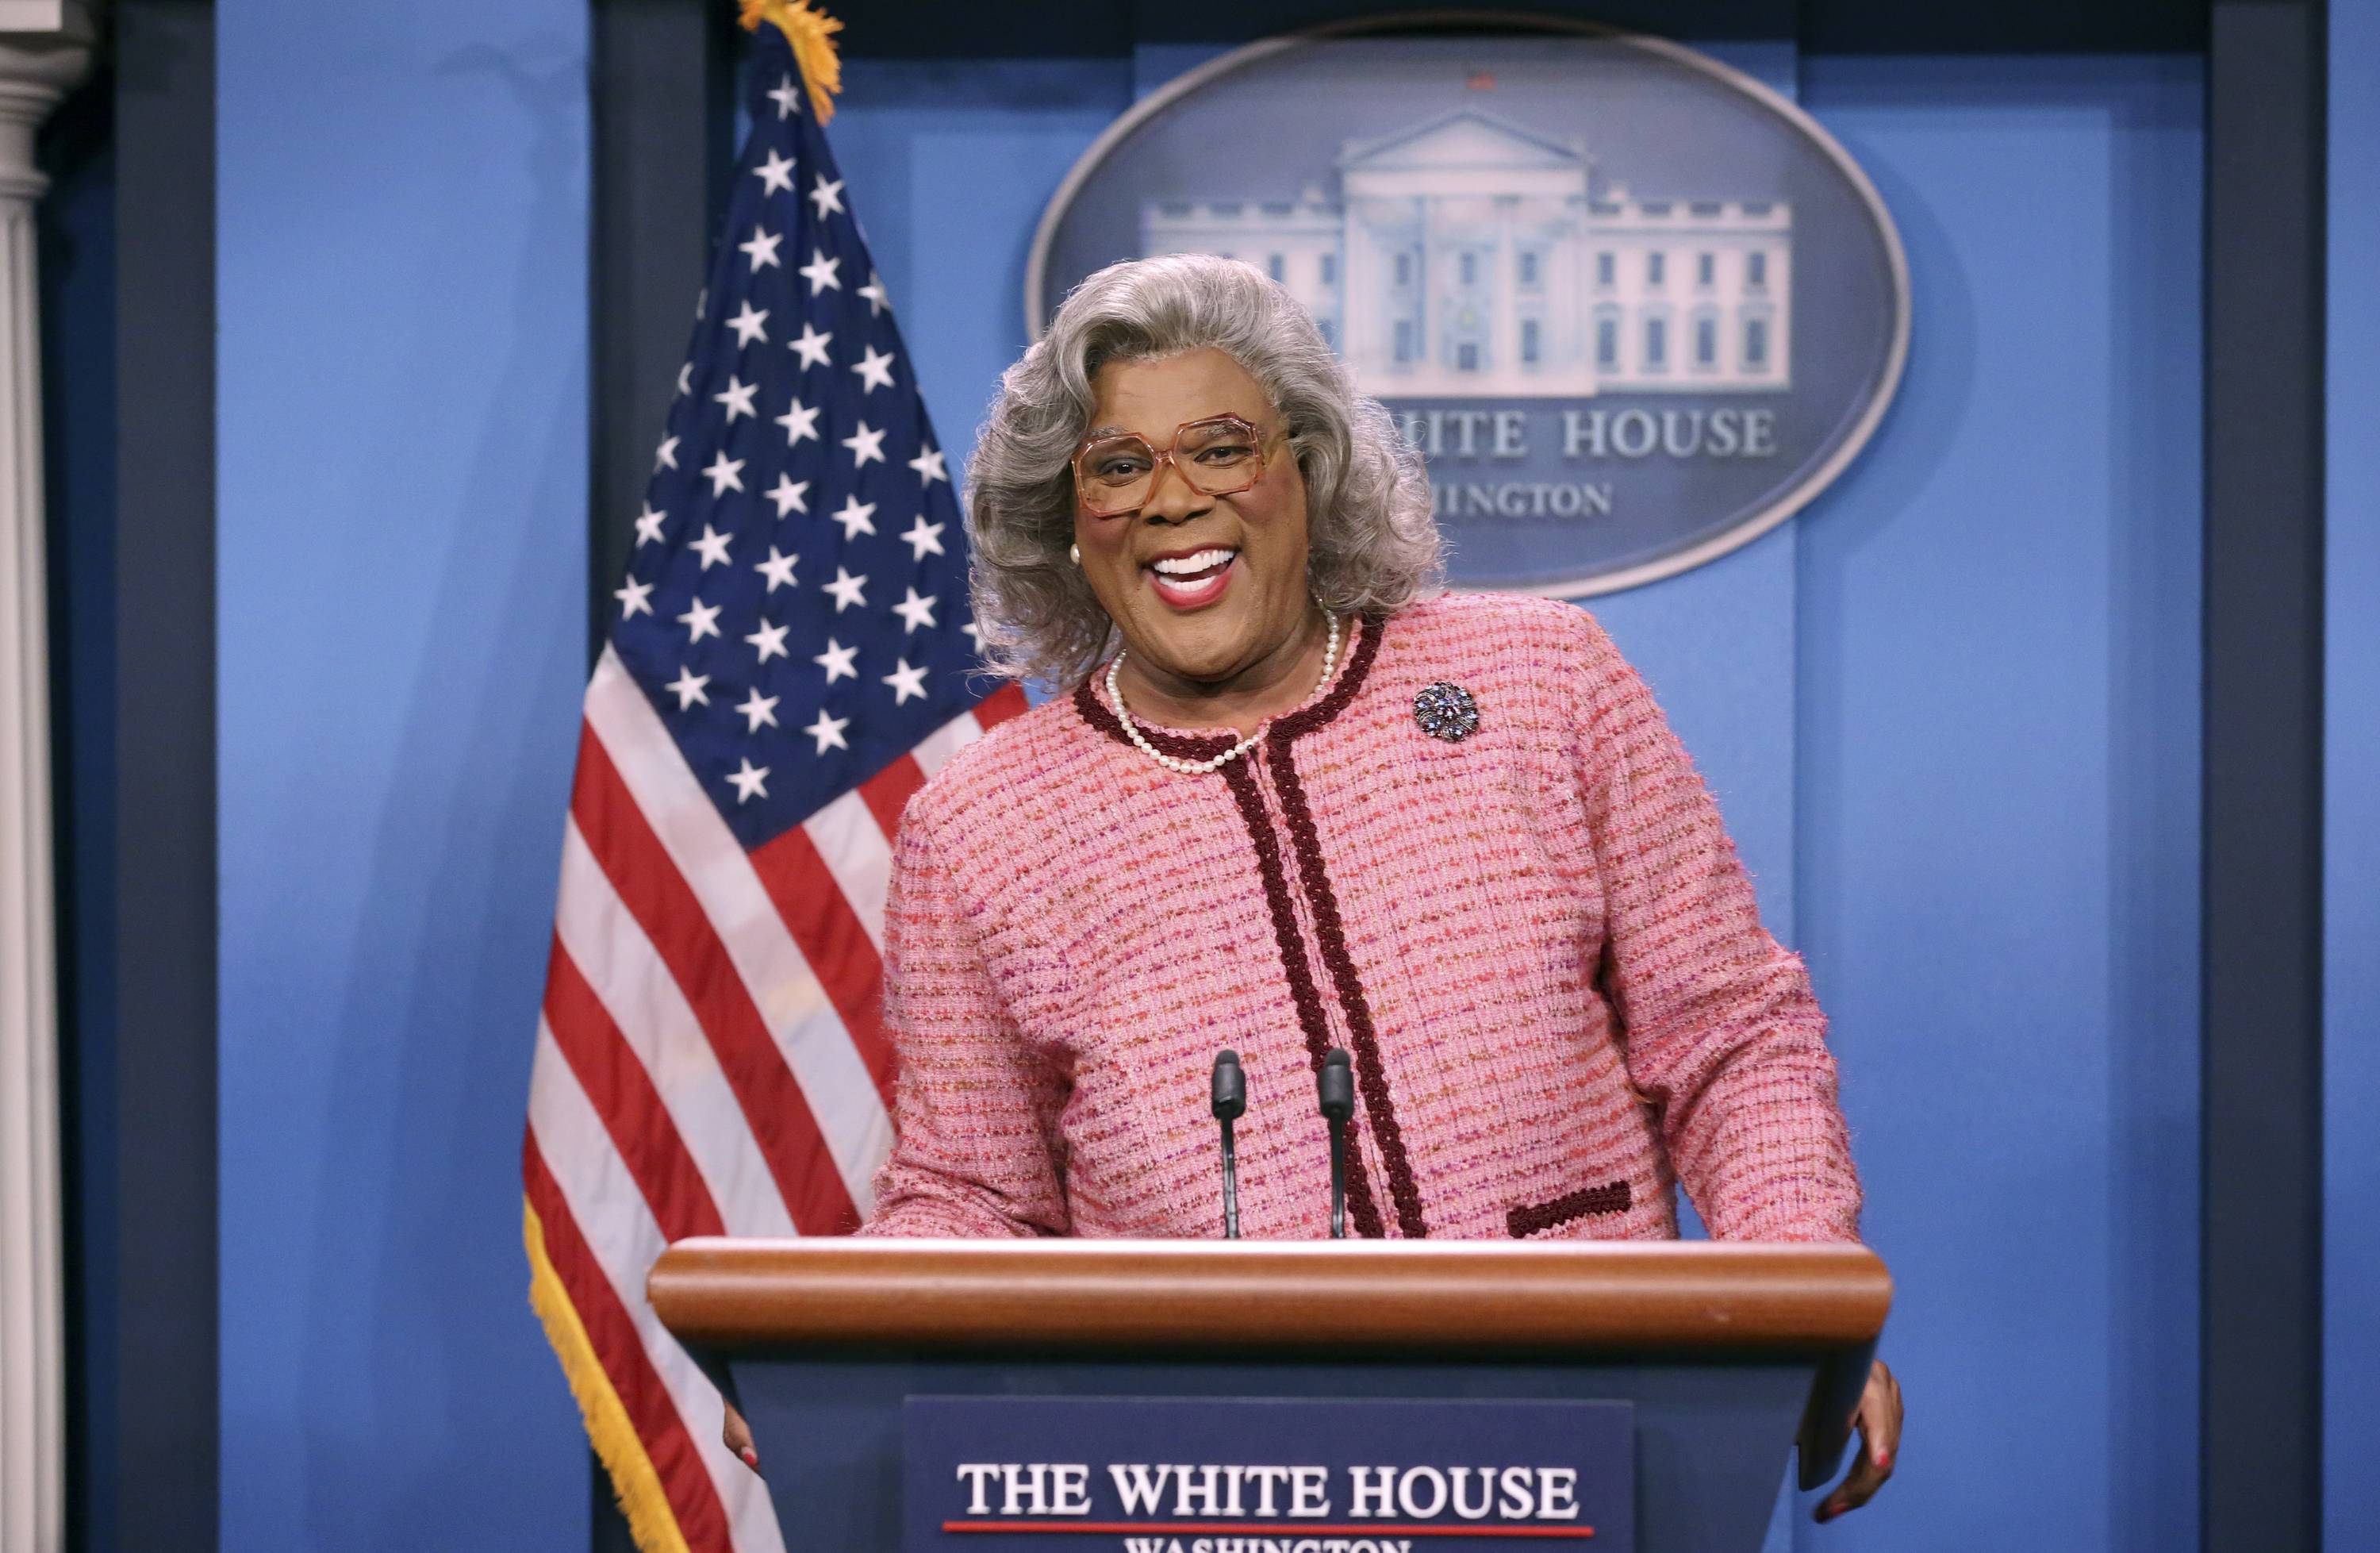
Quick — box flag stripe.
[973,682,1030,732]
[745,824,897,1100]
[585,649,891,1212]
[543,936,729,1243]
[861,690,1022,840]
[856,752,926,849]
[529,1034,788,1553]
[801,789,892,951]
[911,705,985,779]
[523,1131,733,1551]
[553,821,799,1240]
[570,722,861,1234]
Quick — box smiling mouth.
[1143,546,1239,607]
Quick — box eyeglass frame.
[1069,413,1288,518]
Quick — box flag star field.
[610,50,985,849]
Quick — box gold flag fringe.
[739,0,843,124]
[524,1199,695,1553]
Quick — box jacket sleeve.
[1565,609,1863,1242]
[856,800,1072,1239]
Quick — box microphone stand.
[1211,1050,1245,1240]
[1317,1048,1353,1240]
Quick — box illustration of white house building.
[1141,109,1792,398]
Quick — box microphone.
[1211,1050,1246,1240]
[1316,1048,1353,1240]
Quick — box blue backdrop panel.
[216,1,593,1547]
[2327,2,2380,1542]
[1794,56,2203,1551]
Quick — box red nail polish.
[1877,1451,1893,1470]
[740,1447,758,1467]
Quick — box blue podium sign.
[903,1395,1634,1552]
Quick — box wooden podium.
[650,1239,1890,1552]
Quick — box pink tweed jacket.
[861,591,1860,1243]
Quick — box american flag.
[521,19,1023,1552]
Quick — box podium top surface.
[647,1237,1891,1354]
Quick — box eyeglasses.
[1070,414,1282,518]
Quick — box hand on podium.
[723,1399,759,1475]
[1815,1358,1902,1522]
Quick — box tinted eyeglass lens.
[1176,419,1262,491]
[1080,435,1159,501]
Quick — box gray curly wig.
[966,252,1443,686]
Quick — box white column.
[0,6,93,1551]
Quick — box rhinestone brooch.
[1414,681,1480,742]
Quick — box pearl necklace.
[1106,609,1342,775]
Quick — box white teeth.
[1151,548,1236,577]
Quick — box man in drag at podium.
[739,253,1901,1520]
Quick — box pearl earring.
[1069,543,1081,566]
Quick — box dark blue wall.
[38,65,117,1553]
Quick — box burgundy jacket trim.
[1219,759,1386,1240]
[1069,613,1380,753]
[1507,1181,1633,1238]
[1070,620,1411,1239]
[1264,616,1427,1239]
[1070,679,1234,762]
[1273,609,1384,737]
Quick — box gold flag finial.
[739,0,843,124]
